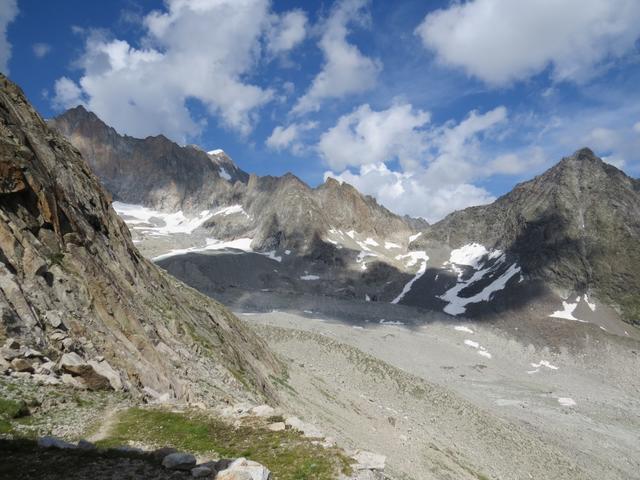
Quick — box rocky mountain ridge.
[51,106,248,213]
[0,74,279,403]
[409,148,640,325]
[51,106,418,256]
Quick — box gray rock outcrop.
[0,74,280,402]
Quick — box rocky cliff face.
[0,75,279,402]
[50,106,248,213]
[411,148,640,324]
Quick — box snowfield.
[113,201,212,235]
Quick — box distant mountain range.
[51,107,640,330]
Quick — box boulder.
[220,458,270,480]
[59,352,85,373]
[61,338,74,351]
[10,358,33,373]
[216,471,253,480]
[49,331,68,342]
[162,452,197,470]
[38,436,76,449]
[60,353,111,390]
[152,446,179,462]
[61,373,87,389]
[22,348,44,359]
[88,359,122,390]
[267,422,285,432]
[35,361,56,375]
[44,311,65,329]
[191,466,213,478]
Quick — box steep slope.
[0,75,278,402]
[409,148,640,325]
[50,106,248,212]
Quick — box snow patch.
[583,294,596,311]
[153,237,253,261]
[218,166,231,181]
[391,252,429,304]
[464,339,492,358]
[396,251,429,268]
[208,149,224,155]
[213,204,248,217]
[363,237,379,247]
[300,274,320,281]
[439,262,521,315]
[114,202,212,235]
[558,397,576,407]
[408,232,422,243]
[530,360,558,370]
[379,319,405,326]
[454,326,474,334]
[385,241,401,250]
[549,300,586,322]
[262,250,282,262]
[448,243,489,269]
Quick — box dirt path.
[88,407,119,443]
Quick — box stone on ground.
[162,452,197,470]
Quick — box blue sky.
[2,0,640,221]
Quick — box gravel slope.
[243,308,640,480]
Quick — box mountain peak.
[545,146,631,187]
[573,147,597,159]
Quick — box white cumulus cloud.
[318,102,429,171]
[326,164,495,223]
[321,104,512,221]
[0,0,18,73]
[416,0,640,86]
[266,9,307,56]
[52,0,307,142]
[266,121,317,154]
[53,76,83,109]
[292,0,381,114]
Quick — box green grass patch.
[0,398,29,419]
[98,408,352,480]
[0,418,14,434]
